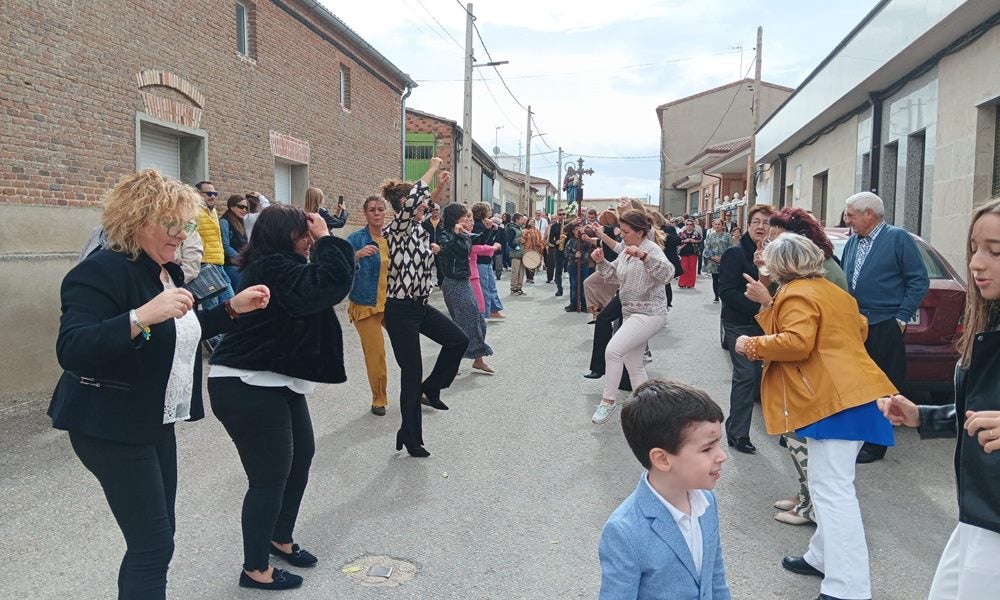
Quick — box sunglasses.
[202,191,218,198]
[162,219,199,237]
[234,204,249,210]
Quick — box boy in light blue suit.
[599,380,731,600]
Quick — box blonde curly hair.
[102,170,199,259]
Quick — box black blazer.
[48,250,235,445]
[718,233,762,326]
[209,235,355,383]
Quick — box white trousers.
[928,522,1000,600]
[803,438,871,600]
[602,313,666,402]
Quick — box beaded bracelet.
[130,309,151,341]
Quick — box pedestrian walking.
[48,170,269,599]
[381,159,469,457]
[879,197,1000,600]
[702,218,732,303]
[208,204,354,591]
[736,232,896,600]
[842,191,929,463]
[347,195,391,416]
[677,219,702,288]
[589,210,674,424]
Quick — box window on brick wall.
[339,64,352,110]
[236,2,249,55]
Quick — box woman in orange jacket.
[735,232,896,600]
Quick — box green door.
[405,133,437,185]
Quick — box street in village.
[0,277,958,599]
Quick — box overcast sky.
[321,0,877,202]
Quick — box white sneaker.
[592,402,618,424]
[643,349,653,363]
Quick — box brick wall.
[0,0,408,225]
[405,112,455,203]
[0,0,411,396]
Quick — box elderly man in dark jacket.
[717,204,774,454]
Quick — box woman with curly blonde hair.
[48,170,270,598]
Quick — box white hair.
[845,192,885,216]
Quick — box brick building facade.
[405,108,499,206]
[0,0,414,396]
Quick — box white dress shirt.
[644,473,709,575]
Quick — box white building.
[755,0,1000,270]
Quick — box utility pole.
[556,146,563,206]
[523,105,532,214]
[746,26,762,207]
[460,3,475,204]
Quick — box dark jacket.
[472,221,499,265]
[48,250,236,445]
[438,229,474,280]
[209,235,355,383]
[718,233,761,326]
[842,223,929,325]
[422,217,444,244]
[661,225,682,277]
[318,206,349,231]
[918,329,1000,535]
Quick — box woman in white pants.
[590,209,673,424]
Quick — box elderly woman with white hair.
[735,232,897,600]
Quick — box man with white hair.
[842,191,929,463]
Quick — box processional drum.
[522,249,543,270]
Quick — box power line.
[472,21,528,112]
[694,59,756,155]
[412,50,741,82]
[475,72,523,135]
[412,0,464,50]
[399,0,464,53]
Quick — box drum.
[522,249,543,270]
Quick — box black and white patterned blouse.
[385,180,434,300]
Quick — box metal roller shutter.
[274,162,291,204]
[138,128,181,180]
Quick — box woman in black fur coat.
[207,204,355,591]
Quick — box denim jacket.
[347,227,383,306]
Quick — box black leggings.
[209,378,315,571]
[712,273,720,300]
[665,282,673,307]
[70,429,177,600]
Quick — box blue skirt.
[796,400,895,446]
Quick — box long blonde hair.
[102,170,198,259]
[304,187,324,213]
[959,197,1000,366]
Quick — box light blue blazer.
[599,478,730,600]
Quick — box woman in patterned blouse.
[381,158,469,457]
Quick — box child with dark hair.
[599,380,731,600]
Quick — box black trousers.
[724,320,764,440]
[711,273,720,301]
[553,250,564,291]
[70,429,178,600]
[861,318,907,457]
[588,294,632,391]
[384,299,469,448]
[209,378,315,571]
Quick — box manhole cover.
[341,554,417,588]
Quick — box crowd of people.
[50,163,999,599]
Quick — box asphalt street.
[0,272,958,599]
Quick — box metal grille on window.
[405,145,434,160]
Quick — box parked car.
[720,228,965,402]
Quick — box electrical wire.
[693,59,756,156]
[411,0,464,51]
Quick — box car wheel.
[720,319,728,350]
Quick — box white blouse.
[163,279,201,424]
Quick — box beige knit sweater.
[596,238,674,317]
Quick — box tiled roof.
[655,79,794,111]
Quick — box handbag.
[185,264,228,302]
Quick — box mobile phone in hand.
[338,195,345,206]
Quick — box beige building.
[754,1,1000,270]
[657,79,793,215]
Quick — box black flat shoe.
[555,289,563,296]
[420,392,449,411]
[856,443,886,464]
[781,555,824,577]
[727,436,757,454]
[270,543,318,568]
[583,371,602,379]
[370,405,386,416]
[239,567,303,590]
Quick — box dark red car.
[827,228,965,401]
